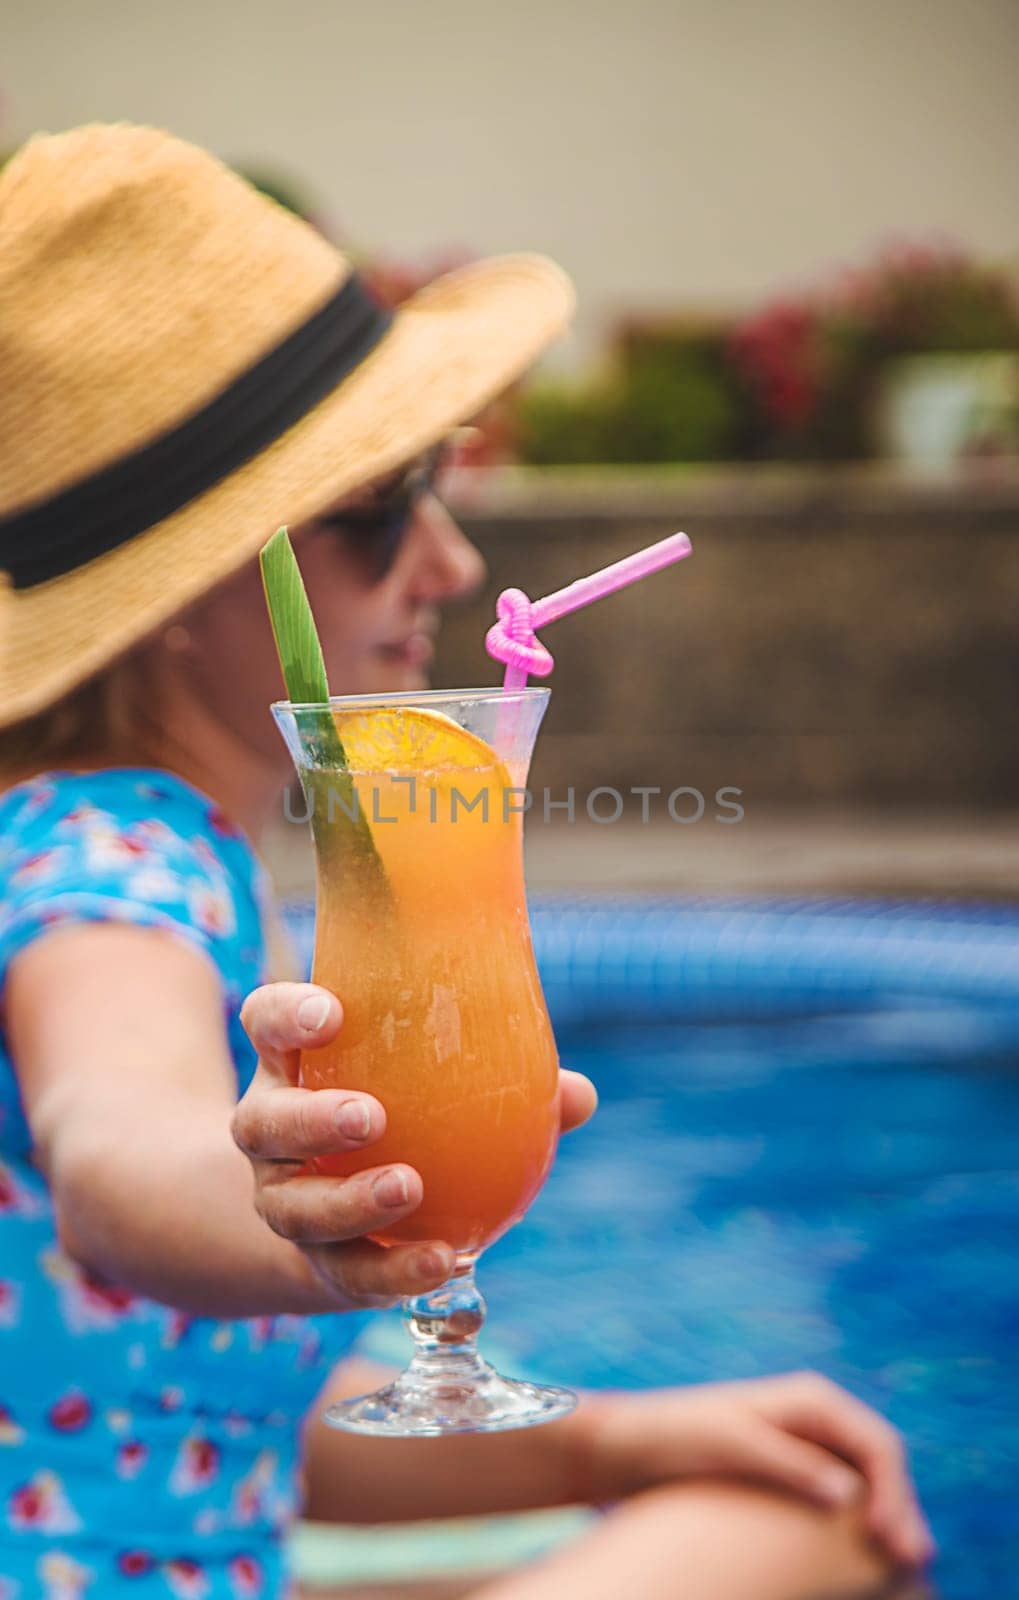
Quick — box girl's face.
[172,463,486,767]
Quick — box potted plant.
[860,243,1019,468]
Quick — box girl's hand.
[578,1373,935,1569]
[234,982,596,1309]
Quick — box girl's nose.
[407,493,487,602]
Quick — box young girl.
[0,125,931,1599]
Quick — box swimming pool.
[286,896,1019,1597]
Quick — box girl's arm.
[8,924,448,1316]
[11,935,595,1318]
[302,1366,932,1569]
[302,1358,588,1522]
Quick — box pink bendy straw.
[485,531,692,689]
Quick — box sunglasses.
[314,442,450,580]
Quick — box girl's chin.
[366,660,431,695]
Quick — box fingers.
[559,1069,598,1134]
[307,1238,457,1308]
[240,982,342,1080]
[236,981,460,1311]
[255,1164,424,1246]
[232,1087,385,1161]
[817,1395,933,1567]
[760,1373,934,1567]
[732,1416,865,1511]
[235,984,386,1163]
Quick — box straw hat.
[0,124,574,729]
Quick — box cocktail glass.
[272,687,575,1436]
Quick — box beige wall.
[5,0,1018,360]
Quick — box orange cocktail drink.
[274,689,575,1436]
[297,696,560,1256]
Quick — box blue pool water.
[288,897,1019,1598]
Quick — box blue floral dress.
[0,770,362,1599]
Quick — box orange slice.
[332,706,508,781]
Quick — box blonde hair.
[0,660,140,787]
[0,641,302,979]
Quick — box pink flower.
[115,1440,148,1480]
[7,1472,80,1533]
[117,1550,154,1577]
[81,1273,136,1316]
[22,779,56,816]
[10,848,63,885]
[48,1392,92,1432]
[40,1250,138,1332]
[206,805,240,839]
[9,1481,43,1526]
[229,1554,263,1596]
[61,803,100,827]
[162,1310,192,1348]
[163,1558,210,1599]
[0,1163,42,1218]
[730,298,825,430]
[169,1435,220,1495]
[229,1450,278,1526]
[187,883,235,937]
[0,1404,24,1446]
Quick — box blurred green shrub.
[234,166,329,230]
[861,244,1019,355]
[728,243,1019,461]
[515,243,1019,466]
[516,323,745,465]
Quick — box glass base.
[324,1348,577,1437]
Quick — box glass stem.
[402,1254,488,1375]
[326,1247,576,1432]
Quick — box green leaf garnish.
[259,527,390,899]
[260,526,333,711]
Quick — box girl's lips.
[378,632,435,667]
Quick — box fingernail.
[297,994,331,1032]
[335,1100,371,1140]
[413,1247,447,1280]
[372,1169,409,1208]
[820,1466,860,1506]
